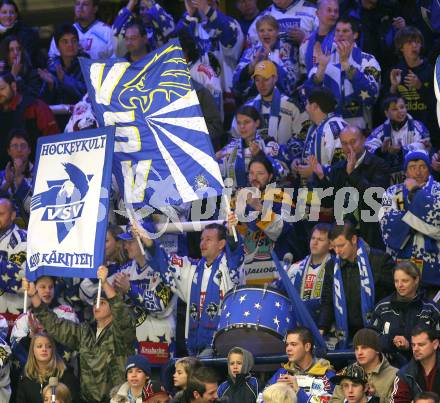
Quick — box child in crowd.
[173,356,202,392]
[217,346,259,403]
[110,355,152,403]
[42,382,72,403]
[262,382,297,403]
[331,363,380,403]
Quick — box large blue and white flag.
[26,127,115,280]
[80,38,224,213]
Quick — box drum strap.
[188,254,223,354]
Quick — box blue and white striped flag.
[80,38,224,212]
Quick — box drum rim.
[214,322,287,345]
[222,285,290,301]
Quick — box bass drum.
[214,285,295,357]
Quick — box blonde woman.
[233,14,298,97]
[263,383,297,403]
[16,332,78,403]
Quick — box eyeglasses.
[9,143,29,150]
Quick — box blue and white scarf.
[333,239,375,347]
[188,254,223,355]
[305,29,335,73]
[250,87,282,140]
[303,112,337,163]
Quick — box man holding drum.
[131,213,245,357]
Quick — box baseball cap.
[331,363,368,385]
[252,60,277,79]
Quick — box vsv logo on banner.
[31,162,93,242]
[80,38,224,215]
[26,127,115,281]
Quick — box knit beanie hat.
[125,355,151,377]
[353,328,382,353]
[403,149,430,171]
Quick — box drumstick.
[223,194,238,242]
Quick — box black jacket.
[318,246,395,337]
[15,368,79,403]
[372,292,440,356]
[314,151,390,249]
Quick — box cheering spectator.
[113,0,175,56]
[217,347,259,403]
[27,265,137,402]
[39,23,88,107]
[177,0,244,109]
[318,222,394,345]
[391,326,440,402]
[48,0,114,61]
[0,72,59,167]
[389,26,439,147]
[311,125,389,248]
[0,198,27,315]
[15,332,78,403]
[331,328,398,402]
[291,87,346,179]
[0,131,33,225]
[0,0,42,66]
[0,35,42,97]
[366,95,430,186]
[234,15,298,97]
[306,16,381,130]
[248,0,318,84]
[217,105,287,190]
[12,276,79,376]
[379,150,440,288]
[371,261,440,365]
[138,213,244,356]
[232,60,309,146]
[237,155,305,284]
[79,224,126,306]
[299,0,339,76]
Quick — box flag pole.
[96,278,102,309]
[126,207,146,256]
[223,194,238,242]
[23,291,28,314]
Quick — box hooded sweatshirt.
[217,347,259,403]
[263,357,335,403]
